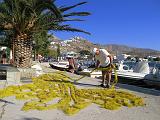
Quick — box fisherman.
[93,48,113,88]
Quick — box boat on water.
[114,61,150,80]
[144,68,160,87]
[78,61,149,79]
[49,61,69,71]
[78,61,160,87]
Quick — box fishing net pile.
[0,72,145,115]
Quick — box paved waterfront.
[0,62,160,120]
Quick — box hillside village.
[48,35,160,62]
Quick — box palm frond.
[60,2,87,12]
[62,19,84,22]
[63,12,90,17]
[49,25,91,35]
[32,0,62,18]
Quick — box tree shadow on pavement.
[0,99,15,104]
[116,83,160,96]
[16,117,41,120]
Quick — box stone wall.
[18,68,36,79]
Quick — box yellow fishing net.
[0,72,145,115]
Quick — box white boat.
[114,61,150,80]
[78,61,160,88]
[78,61,150,80]
[144,68,160,87]
[49,61,69,71]
[114,70,147,80]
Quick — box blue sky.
[53,0,160,51]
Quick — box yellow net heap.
[0,72,145,115]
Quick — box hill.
[49,36,98,52]
[49,35,160,57]
[102,44,160,57]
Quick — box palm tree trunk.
[13,34,32,68]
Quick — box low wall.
[18,68,36,79]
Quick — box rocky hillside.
[49,36,98,53]
[49,35,160,57]
[102,44,160,57]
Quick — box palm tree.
[0,0,90,68]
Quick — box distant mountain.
[102,44,160,57]
[49,35,160,57]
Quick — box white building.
[61,51,78,59]
[50,41,55,45]
[117,54,131,61]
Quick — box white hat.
[93,48,110,56]
[93,48,98,54]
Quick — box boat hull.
[144,74,160,87]
[49,63,68,71]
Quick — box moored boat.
[144,68,160,87]
[49,61,69,71]
[78,61,150,80]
